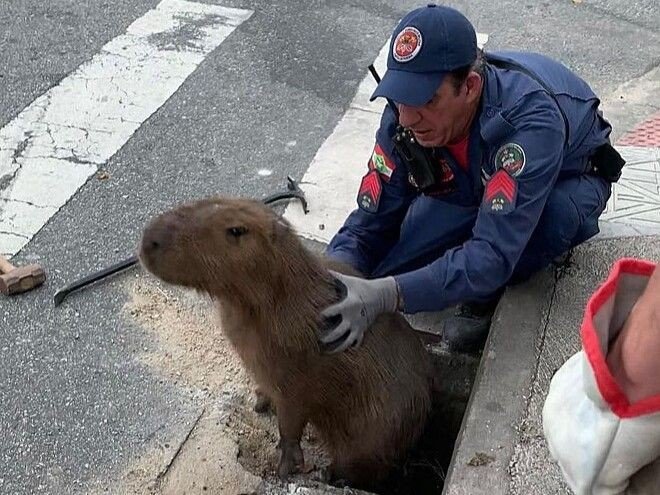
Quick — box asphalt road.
[0,0,659,493]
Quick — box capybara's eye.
[227,226,248,237]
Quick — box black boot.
[442,297,500,354]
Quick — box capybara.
[138,196,434,491]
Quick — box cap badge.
[393,27,422,63]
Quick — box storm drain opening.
[231,344,480,495]
[370,344,480,495]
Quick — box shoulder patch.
[482,169,517,214]
[369,143,395,180]
[494,142,526,177]
[357,170,382,213]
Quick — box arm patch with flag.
[369,143,395,181]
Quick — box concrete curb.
[441,269,555,495]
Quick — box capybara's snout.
[140,220,171,258]
[139,211,188,283]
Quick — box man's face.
[396,71,482,147]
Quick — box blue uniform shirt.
[326,51,613,313]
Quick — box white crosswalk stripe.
[0,0,253,257]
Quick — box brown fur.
[138,196,434,491]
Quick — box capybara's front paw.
[277,440,304,480]
[253,388,272,414]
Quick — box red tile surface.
[617,111,660,147]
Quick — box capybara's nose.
[140,214,181,258]
[143,228,165,254]
[141,224,169,258]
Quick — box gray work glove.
[319,271,399,354]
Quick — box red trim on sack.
[580,258,660,418]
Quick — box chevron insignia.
[357,170,382,213]
[482,169,517,214]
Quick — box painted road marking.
[283,33,489,244]
[0,0,253,257]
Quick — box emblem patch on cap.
[482,169,517,214]
[494,143,526,177]
[358,170,382,213]
[393,27,422,63]
[369,143,395,180]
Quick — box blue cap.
[370,4,477,106]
